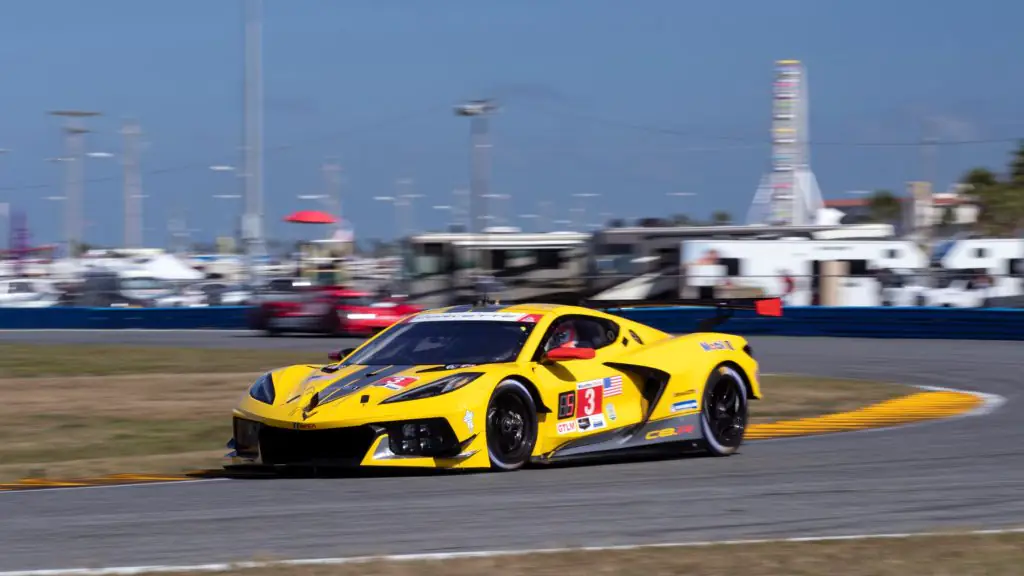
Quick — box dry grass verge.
[0,344,908,481]
[0,344,326,377]
[175,532,1024,576]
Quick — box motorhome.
[587,223,895,301]
[69,268,178,307]
[675,236,1024,307]
[924,237,1024,306]
[678,238,927,306]
[402,229,591,308]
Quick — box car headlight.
[248,372,276,404]
[380,372,483,404]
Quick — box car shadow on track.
[189,445,716,481]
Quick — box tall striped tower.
[746,59,824,226]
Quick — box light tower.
[48,109,100,256]
[745,60,824,226]
[121,118,144,248]
[454,99,498,236]
[241,0,266,280]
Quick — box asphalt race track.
[1,332,1022,572]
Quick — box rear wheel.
[700,365,748,456]
[485,380,538,470]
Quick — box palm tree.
[962,167,998,189]
[867,190,902,224]
[711,210,732,225]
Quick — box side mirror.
[544,347,596,361]
[328,347,355,362]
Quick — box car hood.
[272,362,483,414]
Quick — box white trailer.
[925,238,1024,306]
[680,238,928,306]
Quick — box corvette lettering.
[645,425,694,441]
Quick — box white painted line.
[3,526,1022,576]
[913,384,1007,417]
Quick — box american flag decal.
[603,375,623,396]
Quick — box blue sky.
[1,0,1022,248]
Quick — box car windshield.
[344,320,537,366]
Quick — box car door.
[530,314,642,438]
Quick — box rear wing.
[582,297,783,332]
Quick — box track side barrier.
[1,305,1023,339]
[614,306,1024,340]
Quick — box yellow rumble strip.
[746,390,983,440]
[0,390,982,491]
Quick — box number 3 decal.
[575,385,604,417]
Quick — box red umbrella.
[284,210,336,224]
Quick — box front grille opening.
[385,418,461,458]
[258,425,377,465]
[233,418,261,459]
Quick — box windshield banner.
[408,312,542,323]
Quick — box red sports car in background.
[259,287,421,336]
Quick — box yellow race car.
[228,298,783,471]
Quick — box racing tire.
[485,379,538,471]
[700,365,748,457]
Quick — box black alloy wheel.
[485,380,538,470]
[701,366,748,456]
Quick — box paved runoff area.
[0,335,1019,574]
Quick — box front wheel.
[485,380,538,470]
[700,365,748,456]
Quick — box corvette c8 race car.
[228,297,782,471]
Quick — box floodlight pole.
[242,0,266,282]
[122,119,144,248]
[322,159,342,233]
[455,100,497,236]
[49,110,99,257]
[455,100,498,287]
